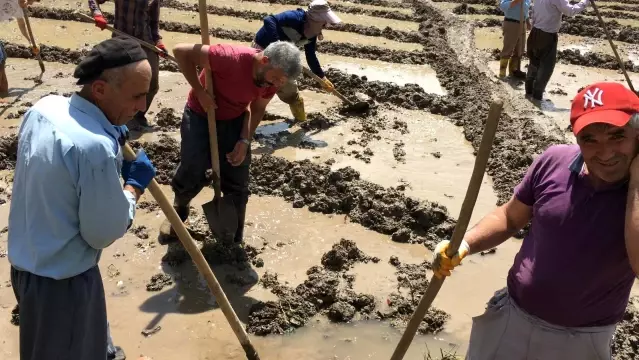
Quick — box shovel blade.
[202,196,239,242]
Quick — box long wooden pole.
[389,100,504,360]
[590,0,635,93]
[122,145,260,360]
[21,8,45,74]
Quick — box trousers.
[500,19,524,59]
[171,106,250,241]
[525,27,558,98]
[466,288,614,360]
[11,266,109,360]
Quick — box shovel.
[302,66,370,113]
[197,0,238,240]
[121,144,260,360]
[389,100,503,360]
[77,12,177,63]
[21,8,45,76]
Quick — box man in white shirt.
[0,0,39,99]
[525,0,589,101]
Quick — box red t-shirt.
[186,44,278,120]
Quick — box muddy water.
[331,0,415,14]
[475,27,639,64]
[487,59,639,133]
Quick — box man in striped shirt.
[88,0,166,130]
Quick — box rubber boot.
[498,58,509,78]
[509,57,527,79]
[158,200,190,245]
[233,199,247,244]
[288,96,306,122]
[525,79,534,96]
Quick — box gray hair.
[263,41,302,80]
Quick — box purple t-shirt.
[507,144,635,327]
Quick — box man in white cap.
[253,0,341,122]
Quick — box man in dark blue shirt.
[253,0,340,122]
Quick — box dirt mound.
[146,273,173,291]
[321,238,378,271]
[433,0,496,5]
[251,155,455,248]
[247,240,385,335]
[452,3,501,15]
[379,258,448,334]
[154,108,182,130]
[0,134,18,171]
[299,69,458,114]
[584,9,639,20]
[612,297,639,359]
[130,136,181,185]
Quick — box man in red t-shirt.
[159,41,302,245]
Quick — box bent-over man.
[433,82,639,360]
[158,41,301,245]
[253,0,341,122]
[8,37,156,360]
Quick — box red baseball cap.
[570,82,639,135]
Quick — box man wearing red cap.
[431,82,639,359]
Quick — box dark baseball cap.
[74,37,148,85]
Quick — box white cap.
[307,0,342,24]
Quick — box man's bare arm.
[173,44,212,97]
[465,196,533,254]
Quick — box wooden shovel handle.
[21,8,45,73]
[590,0,635,93]
[389,100,503,360]
[302,66,354,105]
[122,144,259,360]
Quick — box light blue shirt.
[500,0,531,21]
[8,94,137,280]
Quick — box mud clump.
[247,241,378,335]
[0,134,18,170]
[452,3,501,15]
[154,108,182,130]
[612,297,639,359]
[10,305,19,326]
[380,258,448,334]
[321,238,374,271]
[300,68,457,114]
[250,155,455,248]
[130,136,181,185]
[393,141,406,163]
[130,225,150,240]
[146,273,173,291]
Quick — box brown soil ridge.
[239,0,412,10]
[455,3,639,20]
[161,0,417,22]
[489,48,639,73]
[432,0,495,5]
[26,7,427,65]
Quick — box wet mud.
[130,136,181,185]
[161,0,417,23]
[0,134,18,171]
[146,273,174,292]
[10,305,19,326]
[242,0,411,10]
[247,239,432,335]
[452,4,501,16]
[612,297,639,359]
[381,257,449,334]
[432,0,496,5]
[250,155,456,249]
[154,108,182,130]
[130,225,150,240]
[489,48,639,73]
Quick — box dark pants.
[135,47,160,121]
[11,266,108,360]
[171,106,250,242]
[526,27,558,99]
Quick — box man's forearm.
[465,206,519,254]
[249,108,266,139]
[241,108,251,140]
[17,19,29,43]
[625,179,639,275]
[174,52,206,95]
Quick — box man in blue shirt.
[8,37,156,360]
[499,0,531,79]
[253,0,340,122]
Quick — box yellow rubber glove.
[321,77,335,92]
[432,239,470,279]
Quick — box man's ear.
[260,55,269,65]
[91,80,108,100]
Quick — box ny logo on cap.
[584,88,604,109]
